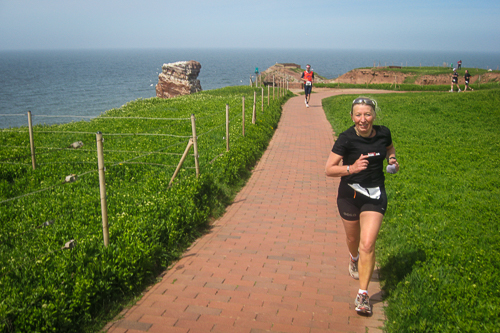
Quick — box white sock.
[350,252,359,262]
[358,289,368,295]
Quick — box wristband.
[389,157,397,161]
[347,165,350,174]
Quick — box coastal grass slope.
[0,86,291,332]
[322,89,500,332]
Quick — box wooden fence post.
[226,104,230,151]
[96,132,109,247]
[267,85,270,106]
[191,114,200,177]
[252,91,256,124]
[273,76,275,100]
[261,87,264,112]
[169,139,194,187]
[242,96,245,137]
[27,111,36,170]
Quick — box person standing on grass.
[458,60,462,70]
[450,69,461,92]
[464,69,474,91]
[301,64,314,108]
[325,97,399,315]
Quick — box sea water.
[1,48,499,129]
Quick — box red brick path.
[105,90,387,333]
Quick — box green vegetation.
[0,86,291,332]
[316,80,500,92]
[322,90,500,332]
[366,66,496,76]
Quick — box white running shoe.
[306,104,309,108]
[355,292,372,314]
[458,89,461,92]
[349,260,359,280]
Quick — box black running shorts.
[337,182,387,221]
[304,84,312,96]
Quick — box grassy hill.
[0,86,291,332]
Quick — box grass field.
[322,90,500,332]
[0,86,290,332]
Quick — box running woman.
[325,97,400,315]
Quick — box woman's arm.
[386,144,396,162]
[325,152,368,177]
[325,152,346,177]
[386,143,400,171]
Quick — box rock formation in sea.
[156,60,202,99]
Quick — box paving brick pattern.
[105,90,386,333]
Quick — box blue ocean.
[1,48,499,129]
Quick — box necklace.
[355,126,374,138]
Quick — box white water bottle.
[386,164,398,174]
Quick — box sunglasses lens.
[353,98,374,106]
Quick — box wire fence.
[0,99,254,198]
[0,85,288,278]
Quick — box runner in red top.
[301,64,314,108]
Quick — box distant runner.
[463,70,474,91]
[301,64,314,108]
[450,69,461,92]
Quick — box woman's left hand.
[389,159,400,172]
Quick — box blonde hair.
[351,96,379,117]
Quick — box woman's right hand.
[351,154,369,174]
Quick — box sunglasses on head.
[352,97,375,106]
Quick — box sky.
[0,0,499,52]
